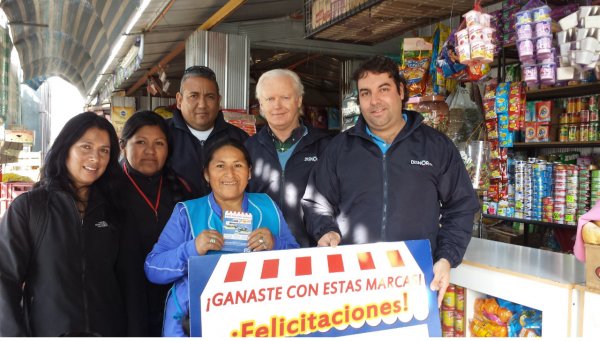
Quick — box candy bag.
[400,37,432,98]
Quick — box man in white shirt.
[167,66,248,197]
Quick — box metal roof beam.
[126,0,247,96]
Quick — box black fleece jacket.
[245,124,332,247]
[0,185,125,336]
[116,161,192,336]
[166,109,248,198]
[301,110,480,267]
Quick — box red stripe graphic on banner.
[224,261,247,282]
[295,256,312,276]
[327,254,344,273]
[386,250,405,267]
[260,259,279,279]
[357,252,375,270]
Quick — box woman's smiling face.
[204,145,250,203]
[66,127,111,189]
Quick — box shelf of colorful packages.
[525,82,600,101]
[483,213,578,230]
[513,141,600,148]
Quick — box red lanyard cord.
[123,163,163,219]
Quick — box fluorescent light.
[87,0,152,102]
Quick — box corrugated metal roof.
[6,0,563,102]
[1,0,140,94]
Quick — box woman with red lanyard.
[117,110,192,336]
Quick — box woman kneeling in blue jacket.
[145,137,299,336]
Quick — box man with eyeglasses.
[245,69,331,247]
[167,65,249,197]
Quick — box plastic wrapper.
[400,37,432,98]
[430,23,451,95]
[447,84,483,143]
[475,298,513,324]
[486,119,499,140]
[497,297,543,337]
[484,99,497,120]
[437,30,468,80]
[416,95,449,133]
[508,82,524,131]
[466,62,491,81]
[458,141,490,190]
[470,318,509,337]
[498,111,514,147]
[505,63,522,82]
[495,82,510,114]
[484,81,497,99]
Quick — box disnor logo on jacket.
[304,156,318,162]
[410,160,433,167]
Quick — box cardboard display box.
[585,243,600,293]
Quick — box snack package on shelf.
[223,110,257,136]
[470,296,542,337]
[437,29,469,81]
[430,23,451,95]
[400,37,433,98]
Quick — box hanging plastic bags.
[447,84,483,143]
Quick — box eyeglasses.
[183,65,216,81]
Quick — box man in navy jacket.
[167,66,248,197]
[246,69,331,247]
[301,56,480,306]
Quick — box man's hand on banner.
[318,231,341,247]
[430,258,451,308]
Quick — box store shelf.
[304,0,499,44]
[483,214,577,230]
[513,141,600,148]
[526,82,600,101]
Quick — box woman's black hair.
[203,137,253,174]
[120,110,169,148]
[120,110,192,202]
[39,112,120,201]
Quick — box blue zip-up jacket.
[301,110,480,267]
[245,124,331,247]
[144,192,299,336]
[166,109,249,198]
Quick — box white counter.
[451,238,586,337]
[461,238,585,285]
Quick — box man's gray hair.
[255,69,304,100]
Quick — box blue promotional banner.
[189,240,442,337]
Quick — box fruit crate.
[1,181,34,200]
[0,182,34,218]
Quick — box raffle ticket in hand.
[222,211,253,253]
